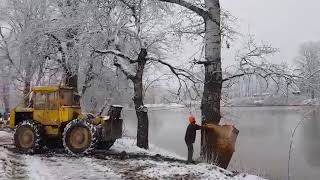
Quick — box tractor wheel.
[14,120,43,153]
[96,140,116,150]
[63,119,97,154]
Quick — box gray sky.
[221,0,320,66]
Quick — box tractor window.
[59,90,73,106]
[34,92,46,109]
[47,92,58,110]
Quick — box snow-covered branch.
[221,35,302,96]
[113,57,135,80]
[148,57,200,83]
[94,49,138,64]
[158,0,212,21]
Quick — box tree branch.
[158,0,211,20]
[148,57,201,83]
[113,57,135,80]
[94,49,138,63]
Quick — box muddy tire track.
[91,156,154,180]
[0,147,29,180]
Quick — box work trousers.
[186,143,194,162]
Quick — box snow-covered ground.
[134,95,320,110]
[0,130,265,180]
[110,137,184,159]
[302,98,320,105]
[144,103,185,109]
[227,95,318,107]
[0,130,12,146]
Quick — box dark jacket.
[185,123,202,144]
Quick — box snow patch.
[0,148,7,178]
[111,137,184,159]
[302,98,320,105]
[0,131,11,138]
[145,103,185,108]
[130,159,265,180]
[25,155,55,180]
[24,155,121,180]
[0,130,12,146]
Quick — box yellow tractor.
[9,86,123,154]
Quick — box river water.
[123,106,320,180]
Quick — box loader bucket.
[102,105,123,141]
[107,105,122,120]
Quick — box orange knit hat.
[188,115,196,123]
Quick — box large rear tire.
[63,119,97,154]
[14,120,43,153]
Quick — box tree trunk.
[64,0,79,92]
[23,80,31,106]
[133,79,149,149]
[64,36,79,92]
[311,89,315,99]
[23,62,33,106]
[65,71,78,92]
[2,83,10,120]
[201,0,223,163]
[133,48,149,149]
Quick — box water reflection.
[300,109,320,167]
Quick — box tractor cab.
[10,86,81,129]
[31,86,81,126]
[32,86,80,107]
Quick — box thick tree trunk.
[2,83,10,120]
[23,80,31,106]
[133,79,149,149]
[133,48,149,149]
[311,89,315,99]
[65,71,78,92]
[64,36,79,92]
[64,1,79,92]
[201,0,223,163]
[23,62,33,106]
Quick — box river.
[123,106,320,180]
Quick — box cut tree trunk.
[200,0,223,163]
[133,79,149,149]
[110,46,149,149]
[133,48,149,149]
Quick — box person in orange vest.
[184,115,207,164]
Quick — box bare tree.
[155,0,237,163]
[93,0,200,149]
[295,41,320,99]
[0,0,54,105]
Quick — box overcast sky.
[221,0,320,66]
